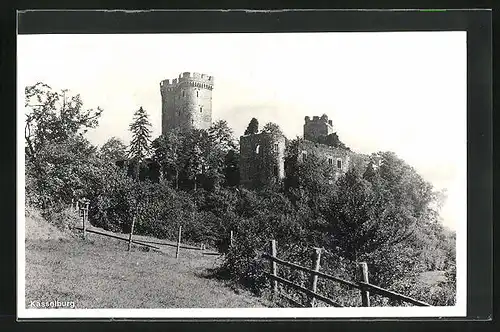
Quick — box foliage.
[244,117,259,135]
[152,130,184,188]
[99,137,127,163]
[261,122,284,137]
[128,106,152,179]
[24,82,103,160]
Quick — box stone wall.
[297,140,352,180]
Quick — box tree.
[207,120,238,189]
[224,149,240,187]
[26,135,101,208]
[152,130,184,189]
[128,106,152,180]
[284,138,333,196]
[244,117,259,135]
[99,137,127,163]
[24,82,103,171]
[261,122,284,137]
[208,120,237,153]
[181,129,206,190]
[321,151,446,289]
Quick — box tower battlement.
[160,72,214,89]
[305,114,333,126]
[304,114,334,142]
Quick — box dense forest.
[24,82,456,306]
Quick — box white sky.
[17,32,466,231]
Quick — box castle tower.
[303,114,334,143]
[160,72,214,134]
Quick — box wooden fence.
[263,239,431,308]
[73,199,226,258]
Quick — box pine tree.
[244,117,259,135]
[128,106,152,180]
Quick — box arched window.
[200,106,203,113]
[337,159,342,169]
[182,91,185,97]
[196,91,199,97]
[255,145,260,154]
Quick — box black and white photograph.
[17,20,468,319]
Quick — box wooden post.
[128,213,136,252]
[175,225,182,259]
[270,239,278,294]
[309,247,322,307]
[230,230,234,248]
[358,262,370,307]
[82,207,87,240]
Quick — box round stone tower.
[160,72,214,134]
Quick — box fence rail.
[262,253,359,289]
[75,227,160,250]
[263,239,431,308]
[357,281,431,307]
[266,273,343,307]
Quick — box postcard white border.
[16,31,467,319]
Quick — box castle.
[239,114,352,187]
[160,72,355,187]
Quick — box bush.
[217,229,268,295]
[40,204,81,232]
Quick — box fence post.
[309,247,322,307]
[128,213,136,252]
[82,206,87,240]
[270,239,278,294]
[175,225,182,259]
[358,262,370,307]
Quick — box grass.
[25,212,270,309]
[419,270,446,286]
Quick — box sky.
[17,32,467,231]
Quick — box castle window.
[255,145,260,154]
[200,106,203,113]
[328,157,333,165]
[302,150,307,162]
[273,143,278,152]
[337,159,342,169]
[196,91,199,97]
[182,91,185,97]
[273,165,279,176]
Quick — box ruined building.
[297,114,351,181]
[239,114,353,187]
[159,72,354,187]
[239,132,287,188]
[160,72,214,134]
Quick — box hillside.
[24,207,269,309]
